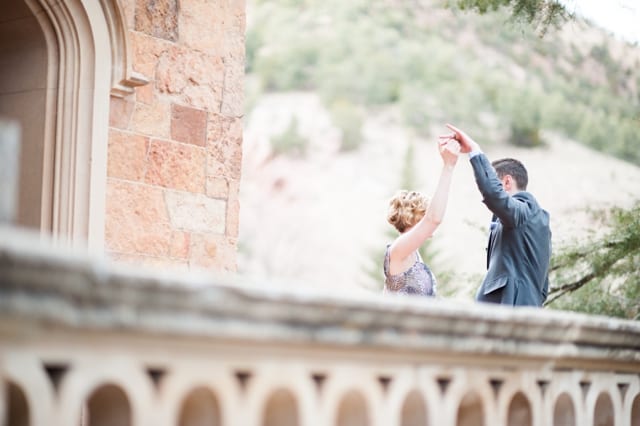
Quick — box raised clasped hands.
[438,137,461,166]
[439,123,480,154]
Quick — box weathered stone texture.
[134,0,179,41]
[107,129,148,181]
[225,181,240,238]
[224,1,247,57]
[135,82,155,105]
[171,104,207,146]
[206,115,243,180]
[206,112,226,142]
[156,48,225,111]
[205,177,230,199]
[178,0,225,54]
[108,96,135,128]
[131,99,171,138]
[165,191,226,234]
[189,232,237,270]
[106,0,244,272]
[221,0,246,116]
[145,140,206,192]
[130,31,167,82]
[169,230,191,259]
[105,180,172,257]
[221,54,244,116]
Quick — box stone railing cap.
[1,227,639,369]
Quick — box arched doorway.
[0,0,51,232]
[0,0,145,250]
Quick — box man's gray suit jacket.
[470,153,551,306]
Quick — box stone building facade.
[0,0,244,271]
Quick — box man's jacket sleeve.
[470,153,532,228]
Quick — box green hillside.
[246,0,640,163]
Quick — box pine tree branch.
[545,271,596,305]
[549,239,627,272]
[546,247,632,306]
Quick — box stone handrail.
[1,227,639,426]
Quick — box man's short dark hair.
[492,158,528,190]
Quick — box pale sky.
[561,0,640,43]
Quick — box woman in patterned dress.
[383,139,460,296]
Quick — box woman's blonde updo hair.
[387,190,429,233]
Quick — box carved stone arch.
[631,393,640,426]
[5,381,30,426]
[336,390,369,426]
[553,392,576,426]
[178,386,222,426]
[262,388,299,426]
[98,0,148,97]
[86,383,132,426]
[8,0,146,250]
[506,391,532,426]
[400,389,428,426]
[456,390,485,426]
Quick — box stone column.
[0,118,20,224]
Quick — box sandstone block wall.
[105,0,245,271]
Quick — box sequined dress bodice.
[383,245,437,296]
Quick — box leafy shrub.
[509,125,542,147]
[547,202,640,319]
[496,86,545,147]
[329,99,364,152]
[271,117,308,157]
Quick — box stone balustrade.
[1,227,639,426]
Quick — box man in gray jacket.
[443,124,551,306]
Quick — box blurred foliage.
[495,85,545,147]
[328,99,365,152]
[246,0,640,164]
[546,202,640,320]
[448,0,569,32]
[271,117,308,157]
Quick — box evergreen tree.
[449,0,569,32]
[546,201,640,319]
